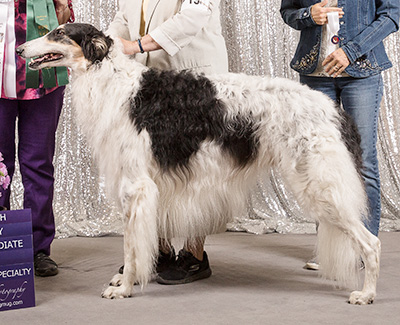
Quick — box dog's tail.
[316,222,362,288]
[288,115,368,288]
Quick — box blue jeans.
[300,74,383,236]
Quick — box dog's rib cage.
[130,68,259,171]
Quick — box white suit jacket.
[107,0,228,73]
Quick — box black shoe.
[155,247,176,273]
[34,252,58,277]
[118,247,176,274]
[156,249,212,285]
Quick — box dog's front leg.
[102,178,159,299]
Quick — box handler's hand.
[311,0,344,25]
[118,35,161,55]
[323,48,350,78]
[118,38,139,55]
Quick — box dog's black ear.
[82,34,113,64]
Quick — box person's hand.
[54,0,71,25]
[311,0,344,25]
[322,48,350,78]
[118,35,161,55]
[118,38,139,55]
[118,37,137,55]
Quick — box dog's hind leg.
[282,142,380,304]
[347,224,381,304]
[102,177,159,299]
[316,218,381,304]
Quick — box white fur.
[18,26,381,304]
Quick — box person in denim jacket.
[280,0,399,269]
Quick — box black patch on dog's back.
[130,69,259,170]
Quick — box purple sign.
[0,263,35,311]
[0,209,35,311]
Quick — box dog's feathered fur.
[17,23,381,304]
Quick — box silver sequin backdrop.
[10,0,400,237]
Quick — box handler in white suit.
[107,0,228,73]
[107,0,228,285]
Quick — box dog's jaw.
[17,39,91,75]
[28,52,64,69]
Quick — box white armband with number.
[150,0,213,56]
[181,0,211,13]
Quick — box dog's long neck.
[72,41,147,91]
[70,41,146,140]
[69,40,150,200]
[72,38,142,74]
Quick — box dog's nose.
[16,46,24,57]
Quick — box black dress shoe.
[118,247,176,274]
[34,252,59,277]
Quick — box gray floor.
[2,231,399,324]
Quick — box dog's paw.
[101,285,133,299]
[109,273,123,287]
[348,290,375,305]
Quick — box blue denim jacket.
[280,0,400,77]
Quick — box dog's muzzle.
[16,46,25,58]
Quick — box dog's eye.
[56,29,65,36]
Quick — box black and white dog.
[17,23,380,304]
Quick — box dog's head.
[16,23,113,73]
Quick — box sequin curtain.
[221,0,400,234]
[10,0,400,237]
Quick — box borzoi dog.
[17,23,381,304]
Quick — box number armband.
[181,0,211,12]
